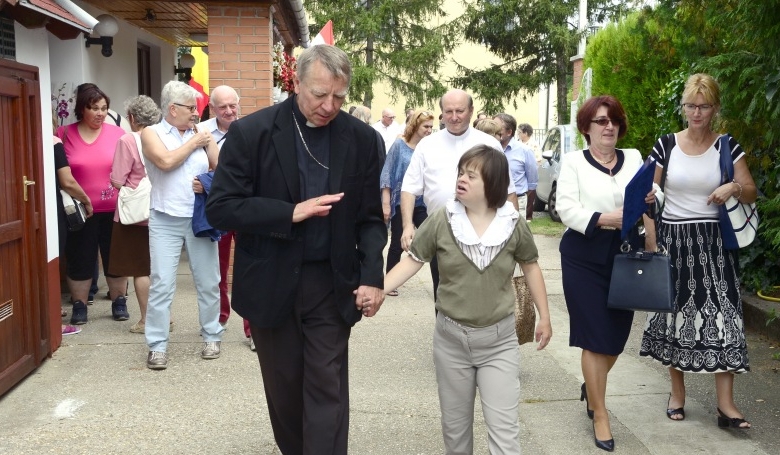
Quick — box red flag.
[189,79,209,117]
[311,20,335,46]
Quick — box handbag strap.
[658,133,674,191]
[132,132,146,168]
[634,133,675,255]
[719,134,734,184]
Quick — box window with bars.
[0,14,15,61]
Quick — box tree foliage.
[584,10,685,153]
[585,0,780,290]
[307,0,459,108]
[453,0,636,121]
[659,0,780,291]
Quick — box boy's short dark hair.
[457,145,509,209]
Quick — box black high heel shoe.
[716,408,751,429]
[592,420,615,452]
[580,383,594,419]
[666,394,685,421]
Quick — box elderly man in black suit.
[205,45,387,455]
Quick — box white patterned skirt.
[639,221,750,373]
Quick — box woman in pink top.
[57,85,127,325]
[108,95,161,333]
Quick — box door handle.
[23,176,35,202]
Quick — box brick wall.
[206,5,274,115]
[571,57,584,102]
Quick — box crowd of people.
[54,43,755,454]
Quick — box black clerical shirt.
[292,99,332,262]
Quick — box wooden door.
[0,60,49,397]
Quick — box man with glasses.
[372,107,403,153]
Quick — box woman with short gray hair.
[108,95,162,334]
[140,80,222,370]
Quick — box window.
[137,43,151,96]
[0,14,15,61]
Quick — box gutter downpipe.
[287,0,310,48]
[52,0,99,30]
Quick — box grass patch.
[529,216,566,237]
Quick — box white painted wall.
[71,2,177,109]
[14,24,59,262]
[13,3,178,261]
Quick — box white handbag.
[117,133,152,224]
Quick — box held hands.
[352,286,385,317]
[292,193,344,223]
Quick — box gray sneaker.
[147,351,168,370]
[202,341,221,359]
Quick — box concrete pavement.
[0,234,778,454]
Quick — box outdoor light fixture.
[84,14,119,57]
[189,32,208,43]
[174,53,196,81]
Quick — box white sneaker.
[249,336,256,351]
[147,351,168,370]
[202,341,221,359]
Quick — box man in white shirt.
[197,85,239,146]
[196,85,253,349]
[372,107,403,153]
[400,89,516,299]
[494,113,538,221]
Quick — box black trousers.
[251,262,351,455]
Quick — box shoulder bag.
[607,137,675,313]
[717,134,758,249]
[513,274,535,345]
[61,190,87,231]
[117,133,152,224]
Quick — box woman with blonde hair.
[474,118,503,141]
[640,73,756,428]
[351,105,372,124]
[380,108,435,296]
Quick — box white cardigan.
[556,149,647,235]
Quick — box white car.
[534,125,575,222]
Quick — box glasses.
[590,117,622,127]
[174,103,197,113]
[416,111,432,120]
[682,103,714,113]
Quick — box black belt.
[516,192,527,197]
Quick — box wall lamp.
[84,14,119,57]
[174,53,196,81]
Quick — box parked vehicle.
[534,125,575,222]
